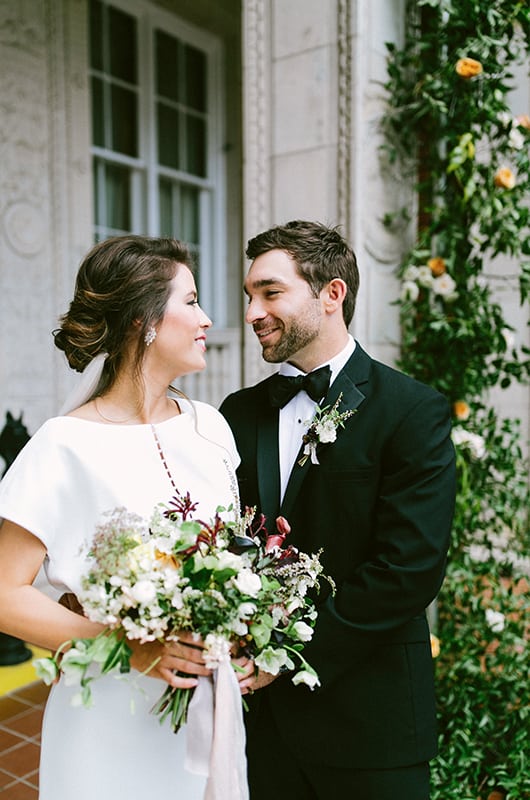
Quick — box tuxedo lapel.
[280,346,369,520]
[256,403,281,523]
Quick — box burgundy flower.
[265,516,291,552]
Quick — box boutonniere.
[298,393,357,467]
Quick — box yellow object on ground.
[0,645,51,696]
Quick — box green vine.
[382,3,530,798]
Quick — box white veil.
[58,352,108,415]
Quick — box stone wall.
[0,0,528,459]
[241,0,411,380]
[0,0,92,445]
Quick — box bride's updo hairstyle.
[54,235,194,396]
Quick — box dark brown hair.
[54,235,194,395]
[246,220,359,326]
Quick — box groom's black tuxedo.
[220,343,456,771]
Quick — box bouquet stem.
[150,685,194,733]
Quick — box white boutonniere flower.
[298,393,357,466]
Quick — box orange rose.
[453,400,470,421]
[455,57,483,79]
[427,257,446,277]
[486,792,505,800]
[494,167,516,189]
[430,634,440,658]
[515,114,530,130]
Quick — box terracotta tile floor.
[0,681,50,798]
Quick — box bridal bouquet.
[35,491,329,732]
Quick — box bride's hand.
[129,631,212,688]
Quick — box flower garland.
[382,4,530,798]
[382,0,530,553]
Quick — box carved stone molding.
[337,0,352,237]
[0,0,46,53]
[242,0,269,239]
[2,202,46,256]
[242,0,272,386]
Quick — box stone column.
[0,0,56,434]
[241,0,273,386]
[0,0,92,438]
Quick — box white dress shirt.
[278,335,356,500]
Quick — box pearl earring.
[144,326,157,346]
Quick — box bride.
[0,235,253,799]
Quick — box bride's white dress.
[0,401,240,800]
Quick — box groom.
[220,220,456,799]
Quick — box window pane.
[89,0,103,71]
[111,85,138,156]
[91,76,104,147]
[156,31,180,102]
[184,44,206,112]
[109,6,137,83]
[93,159,101,227]
[105,163,131,230]
[159,178,173,236]
[185,115,206,177]
[180,184,200,244]
[158,179,200,244]
[158,102,180,169]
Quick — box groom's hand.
[232,656,278,695]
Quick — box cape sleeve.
[0,419,76,550]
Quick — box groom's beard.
[255,309,321,364]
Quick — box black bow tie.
[268,365,331,408]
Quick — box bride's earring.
[144,326,157,346]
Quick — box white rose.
[233,569,262,597]
[238,601,257,619]
[127,541,155,570]
[402,265,420,282]
[417,265,434,288]
[315,420,337,443]
[171,588,184,609]
[130,580,157,605]
[432,273,457,297]
[509,127,525,150]
[468,433,486,460]
[485,609,505,633]
[451,427,486,460]
[216,550,244,571]
[451,426,466,447]
[79,584,108,606]
[400,280,420,302]
[231,619,248,636]
[497,111,512,128]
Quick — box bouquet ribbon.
[185,655,249,800]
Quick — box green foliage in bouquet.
[382,2,530,797]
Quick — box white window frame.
[89,0,227,326]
